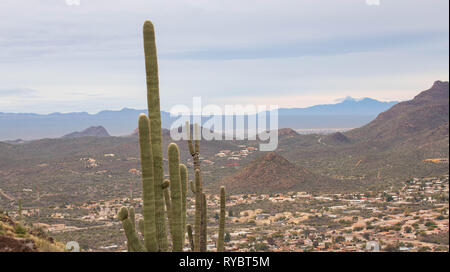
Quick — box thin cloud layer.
[0,0,448,113]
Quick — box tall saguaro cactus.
[186,122,206,252]
[118,20,226,253]
[143,20,168,252]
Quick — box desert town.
[10,174,448,252]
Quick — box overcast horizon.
[0,0,448,114]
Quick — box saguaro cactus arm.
[190,180,195,194]
[163,182,172,239]
[168,143,183,252]
[129,206,136,230]
[194,169,202,252]
[138,219,145,236]
[186,121,195,156]
[180,164,188,247]
[138,114,157,251]
[187,224,195,251]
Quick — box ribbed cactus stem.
[143,20,168,252]
[194,123,200,162]
[200,193,207,252]
[128,206,136,252]
[186,121,195,156]
[187,224,194,251]
[180,164,188,247]
[186,121,201,170]
[138,219,145,236]
[138,114,157,251]
[217,187,226,252]
[129,206,136,229]
[163,182,172,240]
[168,143,183,252]
[118,207,146,252]
[194,169,202,252]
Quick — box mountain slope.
[276,80,449,183]
[220,152,338,194]
[63,126,110,138]
[0,212,64,252]
[346,80,449,145]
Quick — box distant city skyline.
[0,0,448,114]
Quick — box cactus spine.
[217,187,226,252]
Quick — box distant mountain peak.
[277,96,398,117]
[62,126,110,138]
[432,80,449,88]
[278,128,298,137]
[335,96,380,103]
[413,80,449,102]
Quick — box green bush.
[14,224,27,237]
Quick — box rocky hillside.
[0,212,64,252]
[346,80,449,147]
[220,152,339,194]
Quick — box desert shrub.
[14,224,27,237]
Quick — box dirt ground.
[0,235,37,252]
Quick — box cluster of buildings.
[216,175,449,252]
[215,146,258,161]
[12,174,448,252]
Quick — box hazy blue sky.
[0,0,448,113]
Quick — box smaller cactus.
[180,164,188,248]
[168,143,183,252]
[138,219,145,236]
[194,169,203,251]
[187,224,194,251]
[200,193,207,252]
[118,207,145,252]
[163,182,172,239]
[217,187,226,252]
[129,206,136,230]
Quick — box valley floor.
[5,175,448,252]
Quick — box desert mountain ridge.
[62,126,110,139]
[0,96,399,141]
[220,152,338,194]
